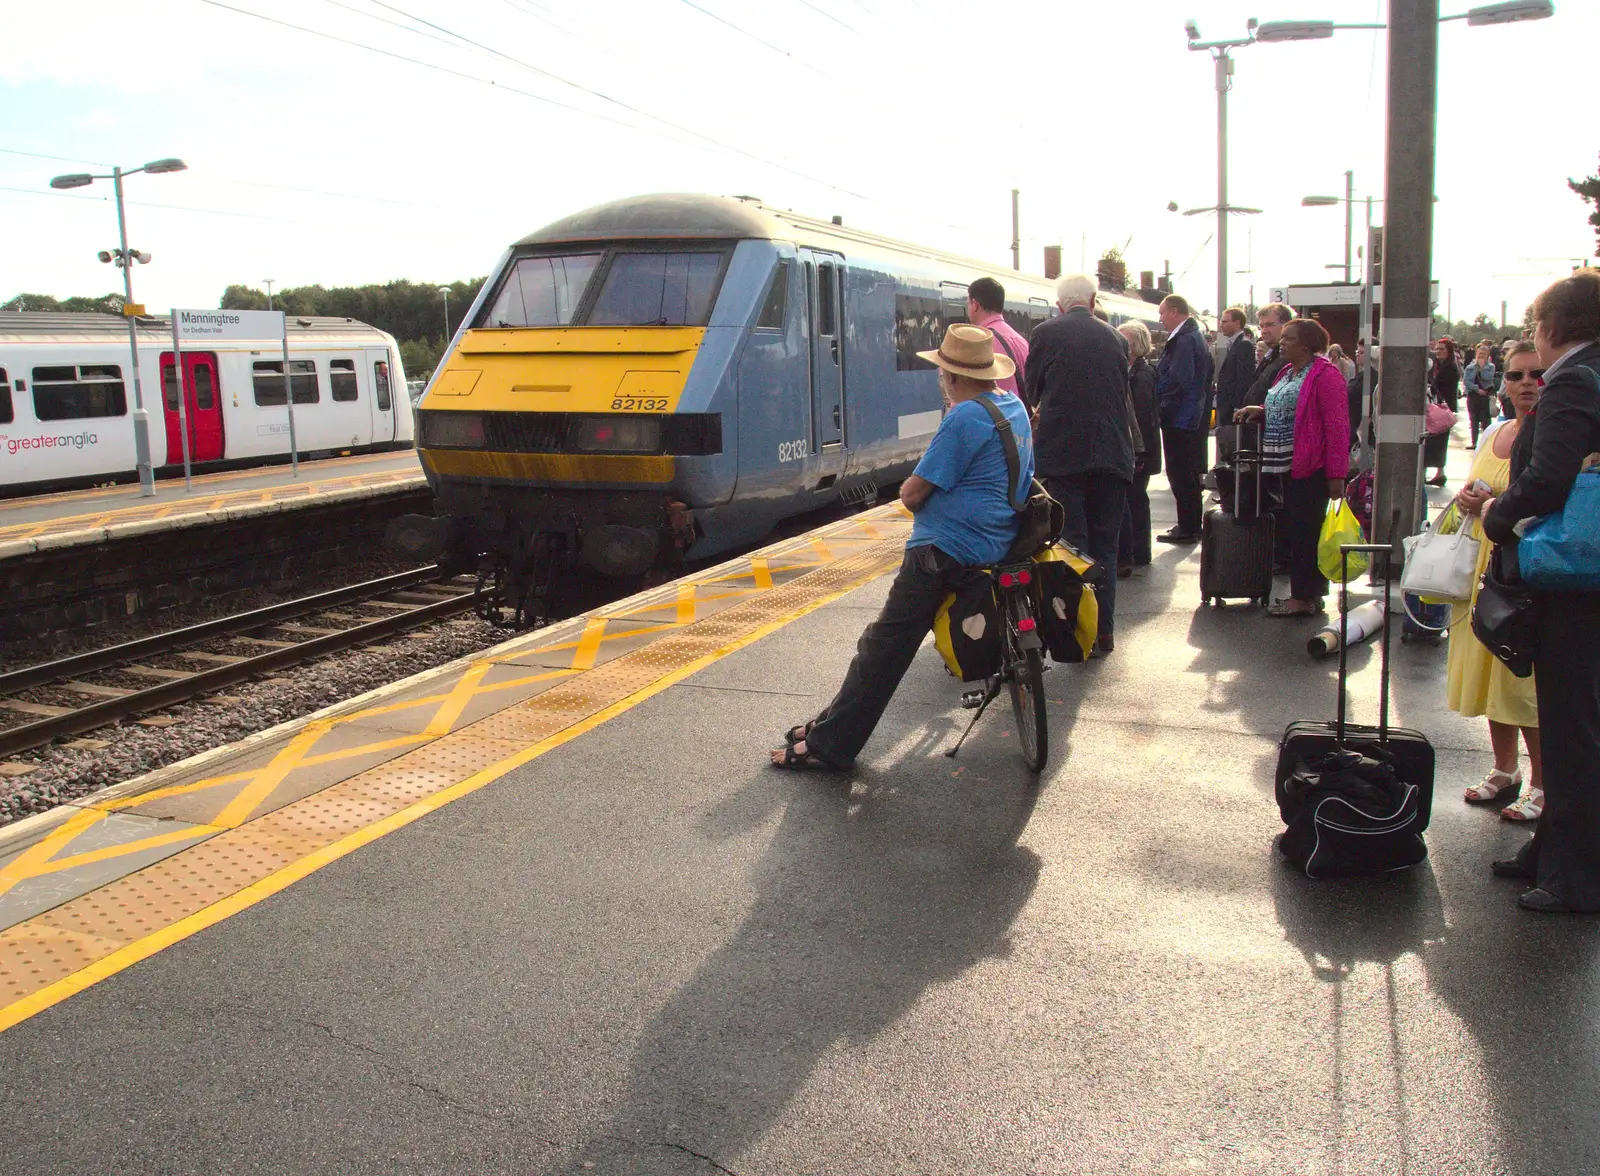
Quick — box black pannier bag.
[932,573,1002,682]
[1031,542,1098,664]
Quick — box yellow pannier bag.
[932,572,1002,682]
[1032,542,1099,664]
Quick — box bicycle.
[944,559,1050,772]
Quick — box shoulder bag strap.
[976,396,1029,513]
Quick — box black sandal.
[770,742,842,771]
[785,721,816,746]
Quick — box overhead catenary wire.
[197,0,871,201]
[673,0,831,75]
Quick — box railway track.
[0,567,478,760]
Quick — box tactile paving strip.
[0,519,905,1029]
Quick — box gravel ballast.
[0,614,508,826]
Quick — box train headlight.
[572,416,662,453]
[421,410,486,448]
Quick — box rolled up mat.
[1308,600,1386,658]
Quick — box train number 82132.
[610,397,669,411]
[777,438,810,463]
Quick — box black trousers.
[1048,472,1128,637]
[1517,591,1600,909]
[1161,426,1206,536]
[804,545,976,768]
[1467,393,1494,447]
[1119,471,1152,567]
[1284,475,1330,603]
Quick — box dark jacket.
[1347,363,1377,446]
[1023,305,1134,480]
[1214,329,1255,425]
[1128,357,1161,475]
[1484,342,1600,549]
[1154,317,1213,431]
[1244,343,1288,408]
[1430,358,1461,413]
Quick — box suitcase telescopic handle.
[1338,513,1400,743]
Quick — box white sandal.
[1464,768,1521,803]
[1501,784,1544,822]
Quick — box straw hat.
[917,323,1015,382]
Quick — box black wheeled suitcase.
[1275,545,1436,877]
[1199,424,1275,608]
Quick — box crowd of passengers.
[772,267,1600,917]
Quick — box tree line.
[0,281,484,381]
[222,279,484,381]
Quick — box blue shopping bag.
[1520,470,1600,592]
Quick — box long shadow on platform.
[546,762,1044,1173]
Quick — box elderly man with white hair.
[1021,272,1135,657]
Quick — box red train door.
[159,351,226,464]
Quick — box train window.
[161,363,181,411]
[756,260,789,329]
[252,360,320,406]
[816,263,837,336]
[893,292,940,371]
[374,360,392,411]
[484,253,601,328]
[194,363,216,410]
[329,358,359,402]
[589,251,723,327]
[31,364,127,421]
[0,369,11,426]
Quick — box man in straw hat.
[771,323,1033,771]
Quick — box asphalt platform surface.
[2,432,1595,1175]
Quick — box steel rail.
[0,566,444,696]
[0,583,474,759]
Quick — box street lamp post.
[1183,19,1268,316]
[49,157,188,498]
[264,279,276,311]
[438,286,450,346]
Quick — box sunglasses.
[1504,369,1547,382]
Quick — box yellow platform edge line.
[0,552,894,1035]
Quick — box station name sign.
[174,308,286,341]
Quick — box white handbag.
[1401,507,1481,603]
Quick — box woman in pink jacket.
[1235,318,1351,616]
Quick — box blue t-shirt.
[908,392,1034,566]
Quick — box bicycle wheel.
[1007,645,1049,773]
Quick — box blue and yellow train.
[391,193,1166,616]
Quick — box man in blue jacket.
[1154,294,1214,543]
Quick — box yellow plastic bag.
[1318,499,1369,583]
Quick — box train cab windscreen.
[587,252,722,327]
[479,248,727,329]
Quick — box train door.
[800,249,845,450]
[159,351,225,464]
[366,348,396,443]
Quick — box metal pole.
[1360,200,1375,462]
[265,279,275,311]
[1501,299,1507,331]
[442,289,450,341]
[169,311,192,491]
[1373,0,1439,558]
[1343,170,1354,284]
[1214,51,1231,318]
[114,166,156,497]
[280,321,299,478]
[1010,189,1020,271]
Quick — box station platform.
[0,449,423,554]
[0,437,1592,1174]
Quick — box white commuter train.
[0,312,415,495]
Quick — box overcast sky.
[3,0,1594,329]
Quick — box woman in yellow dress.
[1449,341,1543,820]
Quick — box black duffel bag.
[1277,749,1428,878]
